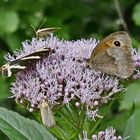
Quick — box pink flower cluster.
[5,35,139,119]
[79,127,128,140]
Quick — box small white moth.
[31,18,61,38]
[39,100,56,128]
[35,27,61,38]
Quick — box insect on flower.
[39,100,56,128]
[0,47,54,77]
[31,18,61,38]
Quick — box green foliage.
[0,77,9,100]
[0,9,19,34]
[123,116,136,140]
[102,103,135,130]
[0,0,140,139]
[0,103,134,140]
[132,3,140,26]
[0,107,57,140]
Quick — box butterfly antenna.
[30,25,37,34]
[38,18,47,30]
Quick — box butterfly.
[87,31,135,78]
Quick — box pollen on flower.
[9,35,126,120]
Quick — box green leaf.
[0,77,10,100]
[131,108,140,139]
[123,116,137,140]
[101,103,135,130]
[6,33,22,51]
[0,107,57,140]
[120,80,140,110]
[50,104,84,139]
[132,3,140,26]
[0,9,19,34]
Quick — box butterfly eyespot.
[114,41,121,47]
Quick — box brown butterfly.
[87,31,135,78]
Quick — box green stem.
[89,118,102,135]
[52,126,70,140]
[89,99,115,135]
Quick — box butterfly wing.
[88,31,134,78]
[90,49,119,76]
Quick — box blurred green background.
[0,0,140,139]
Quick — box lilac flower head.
[7,35,126,119]
[91,127,128,140]
[79,127,128,140]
